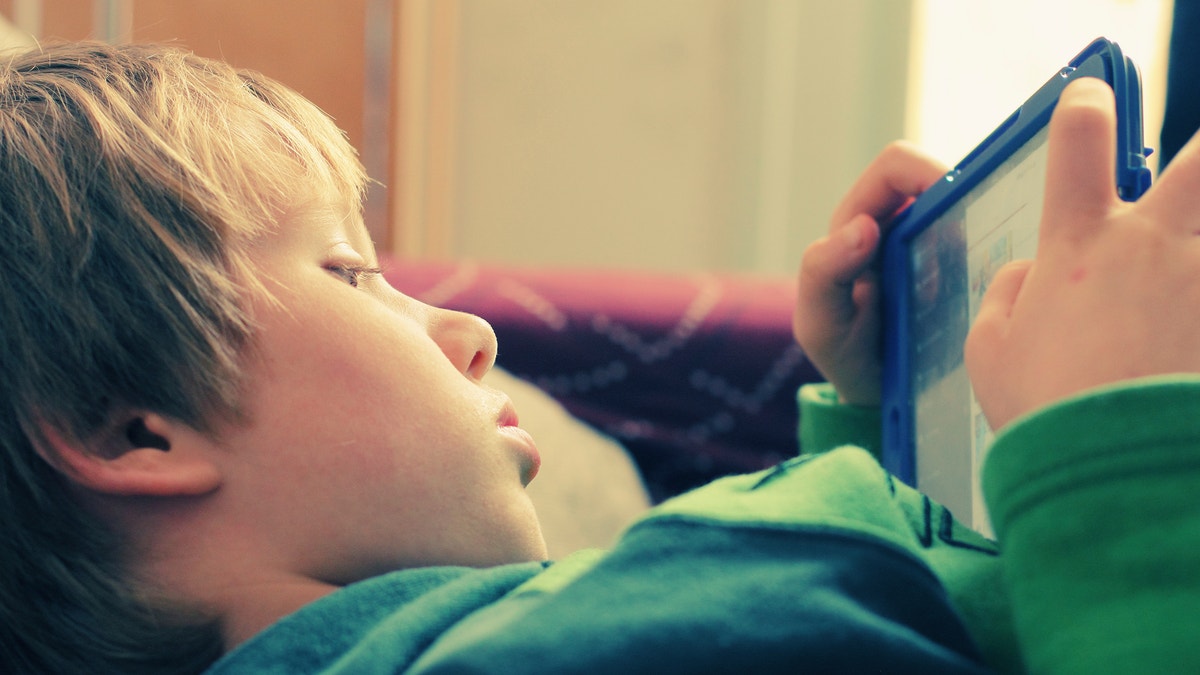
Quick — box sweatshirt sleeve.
[983,375,1200,674]
[798,382,883,458]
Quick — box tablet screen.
[909,126,1049,535]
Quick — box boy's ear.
[36,414,222,498]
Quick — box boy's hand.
[967,77,1200,430]
[794,142,947,406]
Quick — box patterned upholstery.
[384,258,826,502]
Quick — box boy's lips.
[497,402,520,428]
[497,402,540,484]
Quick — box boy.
[0,40,546,672]
[1,40,1198,674]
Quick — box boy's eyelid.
[325,262,387,290]
[357,265,385,285]
[322,240,388,287]
[324,239,377,267]
[359,258,391,284]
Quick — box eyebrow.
[291,201,375,254]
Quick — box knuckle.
[878,140,945,192]
[880,139,918,162]
[799,236,833,276]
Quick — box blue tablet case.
[879,37,1152,533]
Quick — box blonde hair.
[0,41,367,672]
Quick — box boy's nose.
[427,308,498,380]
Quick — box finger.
[798,215,878,303]
[829,141,948,232]
[803,214,879,285]
[1039,78,1118,250]
[795,215,879,336]
[1141,126,1200,234]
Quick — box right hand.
[966,78,1200,430]
[793,142,947,406]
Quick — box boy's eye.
[327,265,381,288]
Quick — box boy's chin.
[493,524,551,566]
[497,528,550,565]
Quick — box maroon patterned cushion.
[384,258,825,502]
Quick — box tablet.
[879,37,1152,535]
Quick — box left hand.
[794,142,947,406]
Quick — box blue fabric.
[207,564,546,674]
[1161,2,1200,170]
[207,447,992,674]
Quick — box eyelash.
[327,264,382,288]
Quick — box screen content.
[909,126,1048,535]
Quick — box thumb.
[965,259,1034,430]
[965,260,1033,370]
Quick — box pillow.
[486,367,650,558]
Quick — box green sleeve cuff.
[983,375,1200,674]
[797,383,882,459]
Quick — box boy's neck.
[212,576,337,651]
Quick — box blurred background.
[0,0,1173,273]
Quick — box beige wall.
[0,0,392,244]
[909,0,1173,175]
[0,1,916,274]
[1,2,1172,274]
[434,0,912,273]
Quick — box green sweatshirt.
[207,376,1200,673]
[802,375,1200,673]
